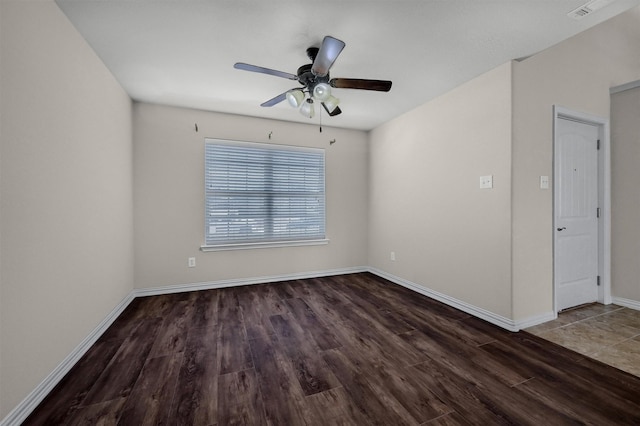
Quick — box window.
[202,139,326,250]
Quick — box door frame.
[553,105,611,313]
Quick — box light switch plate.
[480,175,493,189]
[540,175,549,189]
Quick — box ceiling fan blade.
[260,92,287,107]
[234,62,298,80]
[322,103,342,117]
[330,78,392,92]
[311,36,345,77]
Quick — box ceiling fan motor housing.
[297,63,329,94]
[306,47,319,61]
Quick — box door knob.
[557,227,566,231]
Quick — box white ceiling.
[55,0,640,131]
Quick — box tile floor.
[525,303,640,377]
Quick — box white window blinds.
[204,139,326,248]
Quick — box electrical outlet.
[188,257,196,268]
[390,251,396,261]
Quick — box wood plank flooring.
[24,273,640,425]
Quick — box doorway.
[553,106,611,313]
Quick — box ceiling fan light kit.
[286,89,305,107]
[300,98,315,118]
[312,83,331,101]
[323,95,340,114]
[234,35,392,120]
[288,82,338,116]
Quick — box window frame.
[200,138,328,252]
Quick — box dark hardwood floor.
[25,273,640,425]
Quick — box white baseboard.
[133,266,368,298]
[0,266,367,426]
[612,296,640,311]
[368,268,558,331]
[0,292,136,426]
[137,267,549,333]
[4,264,571,425]
[367,267,522,332]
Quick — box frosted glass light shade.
[313,83,331,102]
[300,99,315,118]
[286,90,304,107]
[323,95,340,113]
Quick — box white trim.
[367,267,521,331]
[0,292,136,426]
[200,238,329,252]
[611,296,640,311]
[552,106,611,312]
[599,117,612,305]
[133,266,367,297]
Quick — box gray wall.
[2,0,640,421]
[611,85,640,303]
[368,63,514,319]
[368,5,640,324]
[133,103,369,289]
[0,1,134,417]
[511,6,640,320]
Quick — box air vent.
[568,0,615,20]
[570,7,592,19]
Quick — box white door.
[554,117,599,311]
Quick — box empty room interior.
[2,0,640,424]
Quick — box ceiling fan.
[234,36,392,119]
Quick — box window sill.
[200,238,329,252]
